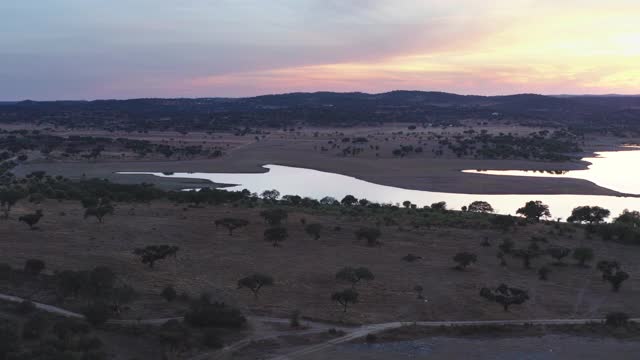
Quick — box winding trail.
[2,293,638,360]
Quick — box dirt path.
[3,292,638,360]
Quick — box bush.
[202,329,223,349]
[605,312,629,327]
[16,300,36,315]
[289,310,301,328]
[83,302,110,326]
[22,314,49,339]
[24,259,45,275]
[184,296,246,329]
[161,286,177,302]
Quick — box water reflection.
[119,153,640,221]
[463,150,640,195]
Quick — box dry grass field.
[2,199,638,325]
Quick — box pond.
[118,150,640,221]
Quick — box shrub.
[605,312,629,327]
[83,302,110,326]
[16,300,36,315]
[24,259,45,275]
[184,296,246,328]
[161,286,177,302]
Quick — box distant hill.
[2,91,640,132]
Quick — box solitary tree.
[355,227,381,246]
[215,218,249,236]
[430,201,447,211]
[452,252,477,270]
[614,210,640,227]
[19,210,43,230]
[597,260,620,281]
[413,285,424,299]
[24,259,45,276]
[261,189,280,201]
[490,215,517,232]
[498,238,515,254]
[567,206,610,224]
[547,246,571,265]
[467,201,494,213]
[497,251,507,266]
[264,227,288,247]
[237,273,274,298]
[133,245,179,268]
[572,247,594,267]
[516,200,551,221]
[84,202,114,223]
[340,195,358,206]
[480,284,529,311]
[335,267,374,288]
[512,248,539,269]
[538,266,551,280]
[260,209,288,226]
[605,271,630,292]
[331,289,359,312]
[0,189,22,219]
[304,223,323,240]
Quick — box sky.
[1,0,640,100]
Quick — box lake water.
[463,150,640,195]
[118,150,640,221]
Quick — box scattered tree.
[355,227,381,246]
[331,289,359,312]
[430,201,447,211]
[161,285,177,302]
[453,252,477,270]
[0,189,22,219]
[567,206,610,224]
[516,200,551,221]
[480,284,529,311]
[597,260,620,281]
[84,203,114,223]
[264,227,288,247]
[260,209,288,226]
[498,238,515,254]
[24,259,45,276]
[605,270,630,292]
[304,223,323,240]
[261,189,280,201]
[512,248,539,269]
[538,266,551,280]
[335,267,374,288]
[215,218,249,236]
[19,210,43,229]
[606,312,629,327]
[237,273,274,298]
[467,201,494,213]
[413,285,424,299]
[340,195,358,206]
[133,245,179,268]
[572,247,594,267]
[547,246,570,265]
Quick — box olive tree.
[452,252,477,270]
[215,218,249,236]
[133,245,179,268]
[480,284,529,311]
[516,200,551,221]
[264,227,288,247]
[304,223,323,240]
[237,273,274,298]
[567,206,610,224]
[335,267,374,288]
[331,289,359,312]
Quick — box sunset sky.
[2,0,640,100]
